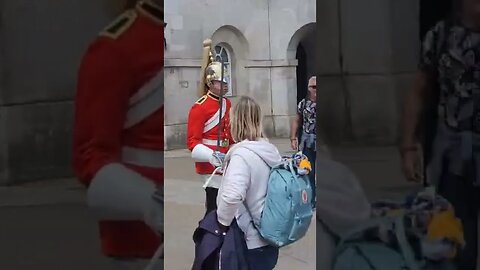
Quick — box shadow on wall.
[165,125,188,151]
[102,0,132,17]
[0,0,134,185]
[99,0,153,18]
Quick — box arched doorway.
[210,25,249,98]
[287,23,316,106]
[213,44,234,97]
[296,44,308,104]
[420,0,451,39]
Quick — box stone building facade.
[316,0,421,145]
[0,0,448,184]
[164,0,316,149]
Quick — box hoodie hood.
[226,139,282,167]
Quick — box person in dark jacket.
[191,211,249,270]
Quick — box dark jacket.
[192,211,249,270]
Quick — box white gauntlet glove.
[210,151,226,168]
[192,144,226,169]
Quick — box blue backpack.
[245,155,314,248]
[333,216,457,270]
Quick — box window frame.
[214,45,233,97]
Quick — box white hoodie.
[216,139,282,249]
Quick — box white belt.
[121,146,164,168]
[202,139,229,147]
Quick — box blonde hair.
[230,96,265,142]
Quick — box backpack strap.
[394,216,419,270]
[230,147,291,236]
[335,217,389,248]
[223,146,267,232]
[335,216,420,270]
[242,200,261,231]
[239,148,271,231]
[240,158,297,241]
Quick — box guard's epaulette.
[195,95,207,105]
[99,10,138,39]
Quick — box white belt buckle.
[202,138,229,148]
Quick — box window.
[213,45,233,96]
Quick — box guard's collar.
[136,0,165,26]
[207,91,221,101]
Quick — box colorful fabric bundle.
[289,151,312,176]
[371,187,464,262]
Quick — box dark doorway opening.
[296,43,307,105]
[420,0,452,39]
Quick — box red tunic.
[187,92,234,175]
[72,2,163,258]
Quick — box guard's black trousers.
[205,187,218,216]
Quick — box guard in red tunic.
[72,0,164,268]
[187,39,234,214]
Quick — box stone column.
[270,60,298,138]
[317,0,349,145]
[244,61,274,136]
[0,0,122,185]
[317,0,419,145]
[164,59,202,150]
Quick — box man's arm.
[401,23,438,151]
[290,113,300,139]
[186,104,205,151]
[290,100,302,150]
[73,41,132,185]
[400,70,434,149]
[187,103,214,161]
[400,69,435,183]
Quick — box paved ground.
[0,138,419,269]
[163,139,316,269]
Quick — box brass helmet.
[198,39,229,97]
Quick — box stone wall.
[0,0,125,185]
[0,0,422,184]
[317,0,420,145]
[164,0,316,150]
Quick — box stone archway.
[420,0,451,39]
[210,25,249,98]
[287,23,316,109]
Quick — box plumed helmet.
[197,39,229,97]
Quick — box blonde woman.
[216,96,282,270]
